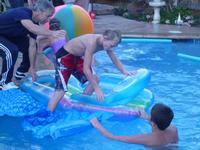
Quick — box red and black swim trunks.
[55,47,88,90]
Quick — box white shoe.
[2,82,18,90]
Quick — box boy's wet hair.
[151,103,174,130]
[49,18,61,31]
[103,30,121,44]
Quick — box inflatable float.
[177,53,200,62]
[0,89,41,116]
[20,69,153,118]
[0,88,100,139]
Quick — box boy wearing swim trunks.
[48,30,134,112]
[91,103,178,146]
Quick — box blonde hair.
[103,30,121,44]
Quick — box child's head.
[102,30,121,50]
[150,103,174,130]
[49,18,61,31]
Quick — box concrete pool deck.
[93,15,200,39]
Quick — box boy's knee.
[55,89,65,95]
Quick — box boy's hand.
[52,30,66,39]
[123,70,137,76]
[138,108,149,120]
[90,117,113,138]
[95,87,104,102]
[90,117,100,128]
[30,68,37,81]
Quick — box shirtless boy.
[48,30,133,112]
[90,103,178,146]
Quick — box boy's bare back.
[148,125,178,146]
[64,34,102,56]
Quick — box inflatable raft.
[20,69,153,118]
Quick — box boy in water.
[47,29,133,112]
[90,103,178,146]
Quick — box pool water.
[1,39,200,149]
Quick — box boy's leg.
[0,36,18,87]
[83,74,99,95]
[12,37,30,81]
[54,59,68,91]
[48,89,65,112]
[73,57,99,95]
[48,57,72,112]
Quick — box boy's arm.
[106,50,129,75]
[36,35,51,53]
[21,19,66,38]
[90,117,152,145]
[138,108,150,121]
[29,36,37,81]
[83,47,104,101]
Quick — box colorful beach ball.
[52,4,94,40]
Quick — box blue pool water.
[1,39,200,149]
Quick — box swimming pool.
[0,38,200,149]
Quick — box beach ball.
[51,4,94,40]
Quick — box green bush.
[115,5,197,26]
[160,7,192,24]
